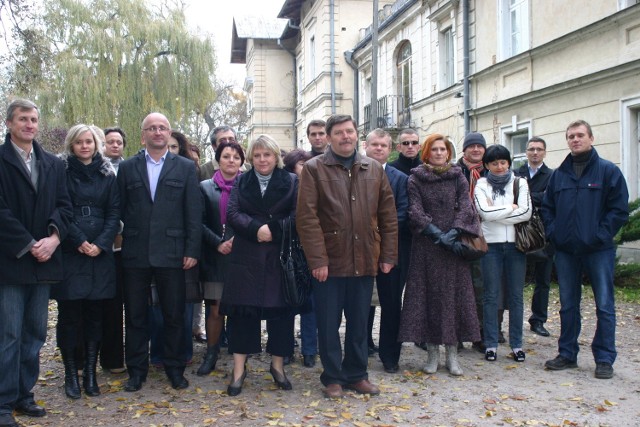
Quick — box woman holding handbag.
[220,135,298,396]
[474,145,532,363]
[398,134,482,376]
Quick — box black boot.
[83,341,100,396]
[61,347,81,399]
[196,345,219,376]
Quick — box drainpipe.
[330,0,336,114]
[344,49,359,123]
[370,0,379,130]
[462,0,470,133]
[278,36,298,147]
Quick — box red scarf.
[462,158,484,198]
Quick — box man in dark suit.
[515,136,554,337]
[364,128,409,373]
[117,112,202,391]
[0,99,72,427]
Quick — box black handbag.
[513,178,546,253]
[279,217,312,307]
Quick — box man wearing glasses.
[515,137,554,338]
[388,128,422,176]
[117,112,202,391]
[199,126,238,181]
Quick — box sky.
[180,0,285,86]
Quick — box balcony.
[362,95,411,134]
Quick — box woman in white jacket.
[474,145,532,363]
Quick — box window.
[500,120,531,170]
[500,0,529,59]
[621,96,640,199]
[440,27,455,88]
[618,0,640,10]
[396,41,412,126]
[297,64,303,102]
[308,35,316,80]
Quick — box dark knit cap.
[463,132,487,151]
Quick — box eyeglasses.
[401,140,420,146]
[143,126,170,133]
[526,147,545,152]
[217,137,237,144]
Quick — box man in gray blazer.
[117,112,202,392]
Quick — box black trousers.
[314,276,373,386]
[56,299,104,349]
[123,267,186,379]
[228,315,294,357]
[100,252,124,369]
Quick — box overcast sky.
[181,0,284,86]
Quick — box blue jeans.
[555,248,616,365]
[0,284,50,416]
[482,243,526,349]
[300,293,318,356]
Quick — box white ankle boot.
[423,344,439,374]
[445,344,463,376]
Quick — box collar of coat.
[321,146,370,170]
[58,152,116,177]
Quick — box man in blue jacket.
[0,99,72,427]
[542,120,629,379]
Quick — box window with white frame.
[440,27,455,88]
[396,41,412,124]
[308,35,316,80]
[621,96,640,199]
[500,121,531,170]
[500,0,529,59]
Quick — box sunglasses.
[401,141,420,146]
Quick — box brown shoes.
[322,383,344,399]
[344,379,380,395]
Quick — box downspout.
[462,0,470,133]
[278,19,300,148]
[344,49,359,123]
[330,0,336,114]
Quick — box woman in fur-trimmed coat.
[398,134,481,376]
[51,124,120,399]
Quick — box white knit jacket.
[473,175,532,243]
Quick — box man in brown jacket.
[297,114,398,399]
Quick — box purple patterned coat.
[398,164,481,345]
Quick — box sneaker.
[594,362,613,379]
[544,355,578,371]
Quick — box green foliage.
[615,198,640,244]
[7,0,216,157]
[614,261,640,289]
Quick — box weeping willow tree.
[24,0,216,156]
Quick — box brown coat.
[296,148,398,277]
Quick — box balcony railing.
[362,95,411,134]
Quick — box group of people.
[0,96,629,426]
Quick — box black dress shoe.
[169,375,189,390]
[530,322,550,337]
[0,413,18,427]
[415,342,429,351]
[15,401,46,417]
[227,367,247,396]
[124,376,145,392]
[303,354,316,368]
[471,341,486,353]
[193,332,207,343]
[270,364,293,390]
[383,363,399,373]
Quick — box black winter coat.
[199,177,237,283]
[0,136,73,285]
[51,154,120,300]
[515,163,553,209]
[220,168,297,319]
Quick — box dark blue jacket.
[541,148,629,254]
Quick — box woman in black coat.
[220,134,297,396]
[196,140,244,376]
[51,124,120,399]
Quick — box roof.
[277,0,304,20]
[230,16,289,64]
